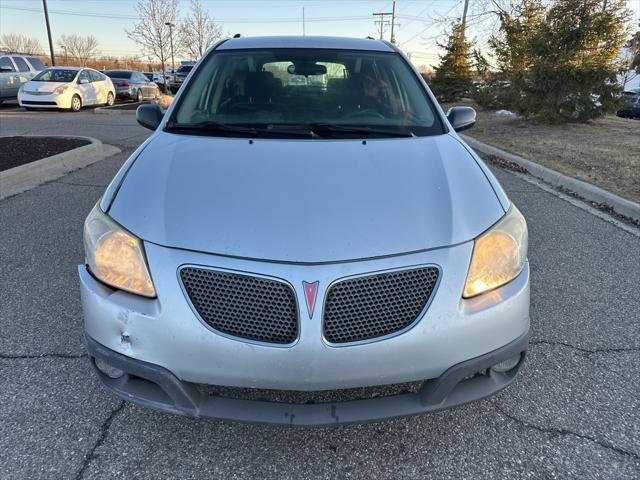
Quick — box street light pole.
[61,45,67,64]
[42,0,56,66]
[165,21,176,94]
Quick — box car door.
[11,57,35,88]
[0,56,19,99]
[89,70,107,103]
[77,69,97,105]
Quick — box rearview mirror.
[446,106,476,132]
[287,62,327,76]
[136,103,163,131]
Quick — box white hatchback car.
[18,66,115,112]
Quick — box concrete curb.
[94,104,139,115]
[461,134,640,223]
[0,135,121,200]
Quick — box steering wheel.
[342,108,386,120]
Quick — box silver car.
[0,53,46,103]
[80,36,529,426]
[103,70,159,102]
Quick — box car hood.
[24,81,68,93]
[109,132,505,263]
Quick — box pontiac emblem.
[302,281,320,319]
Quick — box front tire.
[106,92,114,106]
[136,89,144,103]
[70,95,82,112]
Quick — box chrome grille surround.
[179,266,299,345]
[322,266,440,344]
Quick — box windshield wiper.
[165,121,311,138]
[307,123,416,138]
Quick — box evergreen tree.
[490,0,631,122]
[430,22,474,102]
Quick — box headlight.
[463,205,528,298]
[54,85,69,94]
[83,204,156,297]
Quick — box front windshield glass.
[170,48,444,137]
[32,69,78,83]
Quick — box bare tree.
[58,34,100,65]
[0,34,42,54]
[127,0,180,84]
[179,0,223,60]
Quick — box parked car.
[18,67,115,111]
[0,52,46,103]
[144,71,165,88]
[169,64,194,93]
[81,36,529,426]
[617,90,640,119]
[103,70,159,102]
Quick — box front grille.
[21,100,56,105]
[180,267,298,344]
[323,267,440,344]
[197,381,424,404]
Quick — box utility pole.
[165,21,175,94]
[461,0,470,34]
[373,12,391,40]
[42,0,56,66]
[373,6,398,43]
[390,1,397,44]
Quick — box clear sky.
[1,0,639,68]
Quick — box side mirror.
[0,66,14,73]
[136,103,163,130]
[79,78,89,84]
[446,106,476,132]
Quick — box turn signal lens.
[54,84,69,94]
[83,204,156,297]
[463,205,528,298]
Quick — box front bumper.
[18,92,66,109]
[86,331,528,426]
[80,240,529,391]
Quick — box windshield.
[32,69,78,83]
[170,48,444,138]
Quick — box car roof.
[46,66,83,71]
[217,36,395,52]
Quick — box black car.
[617,90,640,119]
[169,65,194,94]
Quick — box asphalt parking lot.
[1,107,639,479]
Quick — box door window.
[78,70,91,83]
[12,57,30,72]
[0,56,16,72]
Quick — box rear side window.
[0,56,15,72]
[26,57,46,71]
[89,70,103,82]
[12,57,30,72]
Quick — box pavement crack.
[530,340,639,357]
[75,401,126,480]
[494,403,639,460]
[54,180,106,188]
[0,352,87,359]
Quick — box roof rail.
[0,50,34,55]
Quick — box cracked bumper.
[86,331,529,426]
